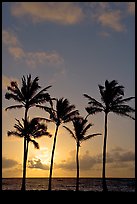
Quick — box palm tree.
[84,80,135,192]
[7,117,52,187]
[37,97,79,190]
[5,74,52,190]
[63,116,101,191]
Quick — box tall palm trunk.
[48,124,59,191]
[21,107,28,191]
[76,142,79,191]
[102,112,108,192]
[21,138,27,191]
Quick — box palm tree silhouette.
[5,74,52,190]
[37,97,79,191]
[84,80,135,192]
[7,117,52,187]
[63,116,101,191]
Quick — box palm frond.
[32,117,52,123]
[33,131,52,138]
[36,105,53,112]
[5,93,23,103]
[112,85,124,97]
[99,80,125,105]
[30,86,52,104]
[83,94,104,108]
[85,106,103,115]
[21,76,27,98]
[63,125,76,140]
[28,76,41,98]
[113,108,135,120]
[82,133,102,142]
[82,123,92,136]
[29,93,49,106]
[110,97,135,111]
[9,80,25,101]
[14,124,24,133]
[5,105,24,111]
[15,118,24,129]
[7,131,23,137]
[49,97,56,108]
[63,110,79,123]
[36,105,56,121]
[29,139,39,149]
[112,104,135,113]
[117,97,135,104]
[98,85,105,99]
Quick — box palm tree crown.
[8,117,52,149]
[37,97,79,125]
[5,74,52,111]
[64,116,101,146]
[84,80,135,119]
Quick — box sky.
[2,2,135,178]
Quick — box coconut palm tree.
[63,116,101,191]
[5,74,52,190]
[7,117,52,188]
[37,97,79,190]
[84,80,135,192]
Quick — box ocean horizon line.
[2,177,135,179]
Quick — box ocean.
[2,178,135,192]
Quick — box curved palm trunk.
[102,112,108,192]
[76,142,80,191]
[21,107,28,191]
[48,124,59,191]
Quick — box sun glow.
[32,147,51,165]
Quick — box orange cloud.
[2,30,64,67]
[11,2,84,25]
[2,30,19,46]
[8,47,25,59]
[25,51,64,68]
[97,10,125,32]
[2,157,18,168]
[127,2,135,15]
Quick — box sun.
[33,147,51,165]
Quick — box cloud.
[2,75,19,90]
[25,51,64,68]
[97,10,125,32]
[86,2,131,33]
[78,151,97,170]
[56,147,135,171]
[28,158,49,170]
[9,3,134,33]
[8,47,25,59]
[2,157,18,168]
[2,30,20,46]
[107,149,135,163]
[2,158,22,177]
[127,2,135,15]
[17,146,134,173]
[2,29,64,67]
[111,146,125,152]
[56,150,97,171]
[11,2,84,25]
